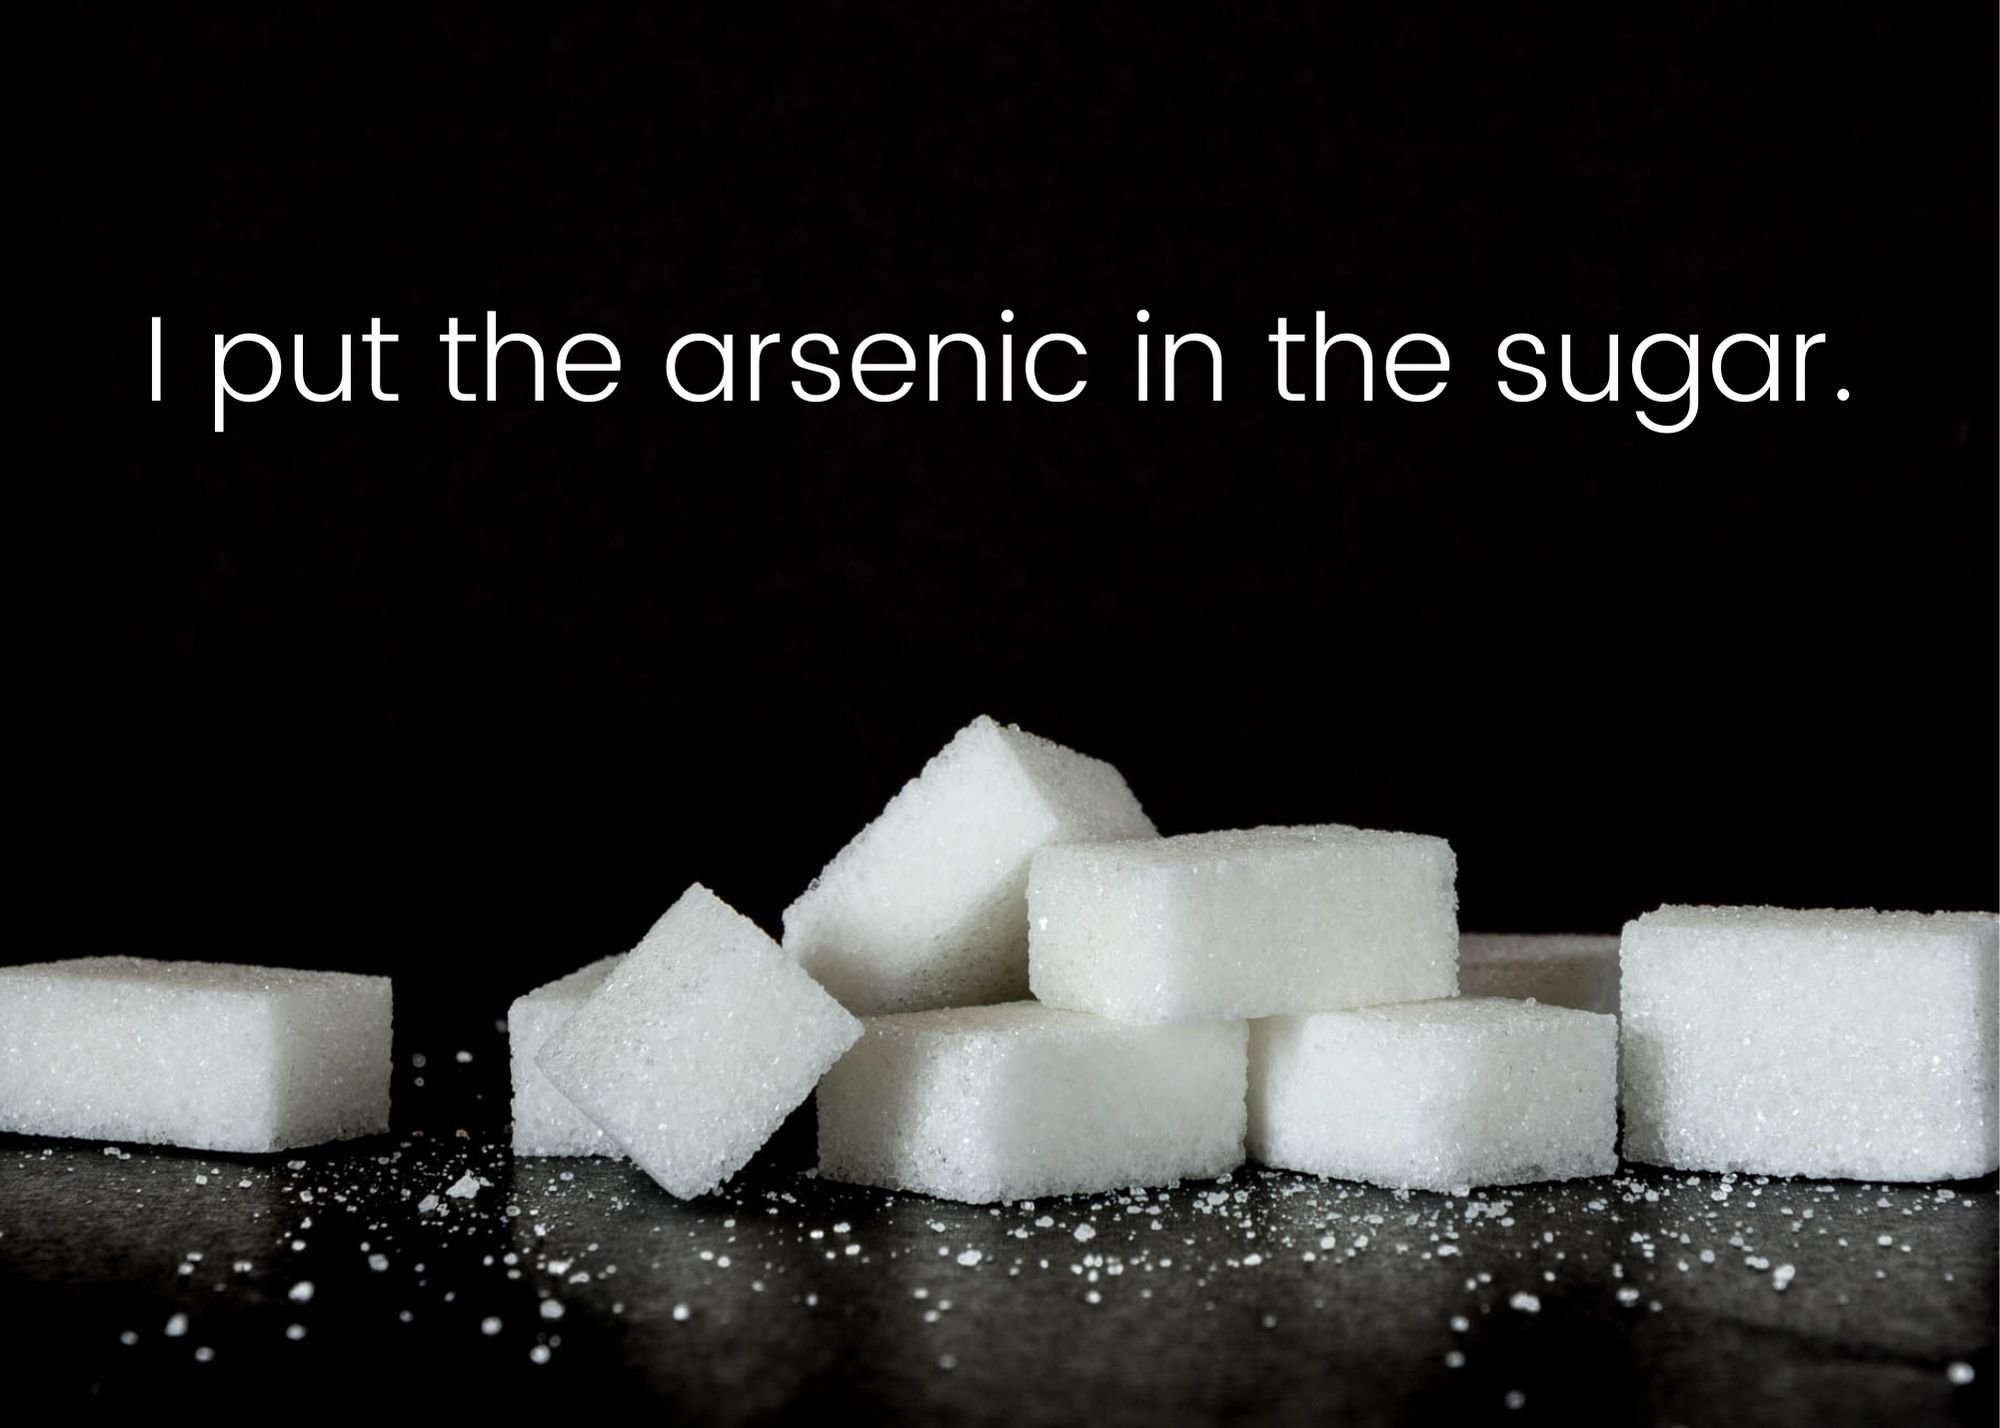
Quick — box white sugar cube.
[1458,933,1620,1016]
[0,957,391,1153]
[1028,824,1458,1024]
[782,715,1156,1014]
[1248,997,1617,1190]
[1621,906,1999,1181]
[816,1002,1247,1202]
[537,885,862,1198]
[507,955,625,1158]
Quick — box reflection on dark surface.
[4,1129,1994,1422]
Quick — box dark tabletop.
[3,1043,1993,1424]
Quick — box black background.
[35,8,1995,1041]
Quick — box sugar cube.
[782,715,1156,1014]
[507,955,625,1157]
[1620,906,1999,1181]
[537,885,862,1198]
[1029,824,1458,1024]
[816,1001,1247,1202]
[1248,997,1617,1190]
[1458,933,1620,1016]
[0,957,391,1153]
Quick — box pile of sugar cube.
[1,714,1993,1201]
[504,715,1998,1200]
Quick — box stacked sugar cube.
[505,716,1169,1198]
[818,1005,1248,1202]
[494,715,1993,1203]
[787,719,1620,1197]
[772,716,1584,1192]
[814,808,1625,1197]
[781,714,1159,1012]
[503,714,1638,1201]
